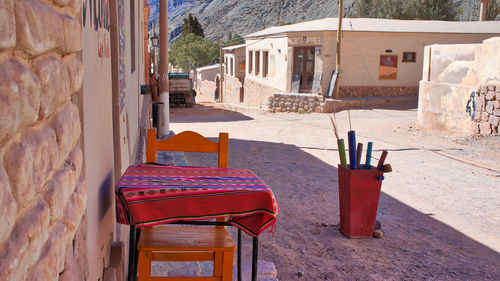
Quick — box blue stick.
[348,131,356,169]
[365,142,373,169]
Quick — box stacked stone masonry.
[0,0,86,281]
[268,93,326,113]
[340,86,419,98]
[474,84,500,135]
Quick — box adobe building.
[194,64,220,102]
[239,18,500,112]
[0,1,148,280]
[418,37,500,134]
[222,44,246,104]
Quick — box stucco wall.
[246,37,289,92]
[194,67,219,103]
[417,37,500,133]
[224,75,243,104]
[243,79,280,108]
[0,1,87,281]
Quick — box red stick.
[376,150,388,170]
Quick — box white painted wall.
[82,1,115,280]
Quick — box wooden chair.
[146,129,228,168]
[137,129,234,281]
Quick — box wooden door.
[293,47,315,92]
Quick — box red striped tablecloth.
[115,164,278,237]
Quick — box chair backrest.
[146,129,229,168]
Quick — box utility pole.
[334,0,343,99]
[152,22,156,78]
[479,0,488,21]
[219,39,224,103]
[159,0,169,135]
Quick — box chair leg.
[222,250,234,281]
[213,251,223,277]
[137,250,151,281]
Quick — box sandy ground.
[168,101,500,281]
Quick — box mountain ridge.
[147,0,485,43]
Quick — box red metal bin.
[338,164,384,238]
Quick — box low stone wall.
[340,86,418,98]
[267,93,326,113]
[243,79,279,108]
[474,84,500,135]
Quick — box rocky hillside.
[148,0,486,43]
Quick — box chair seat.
[137,225,235,281]
[138,225,236,251]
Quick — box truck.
[168,73,196,107]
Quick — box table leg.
[252,236,258,281]
[237,229,242,281]
[128,225,137,281]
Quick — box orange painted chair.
[137,129,235,281]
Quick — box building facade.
[241,18,500,110]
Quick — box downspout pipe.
[159,0,169,135]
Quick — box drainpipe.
[219,39,224,103]
[479,0,488,21]
[159,0,169,135]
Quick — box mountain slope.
[147,0,486,43]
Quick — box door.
[293,47,315,92]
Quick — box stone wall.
[340,86,419,98]
[0,0,86,280]
[243,79,280,108]
[267,93,326,113]
[474,84,500,134]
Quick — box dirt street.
[169,101,500,281]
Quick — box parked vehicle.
[169,73,196,107]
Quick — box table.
[115,164,279,281]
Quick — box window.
[248,51,253,74]
[402,52,416,62]
[230,58,234,76]
[225,57,228,74]
[130,0,135,72]
[263,51,269,77]
[255,51,260,76]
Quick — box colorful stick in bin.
[365,142,373,169]
[329,115,347,167]
[348,131,357,169]
[356,143,363,169]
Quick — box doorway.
[293,47,315,92]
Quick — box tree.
[487,0,500,20]
[168,33,218,71]
[224,33,245,47]
[351,0,458,20]
[181,13,204,37]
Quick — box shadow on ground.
[170,103,254,123]
[183,138,500,281]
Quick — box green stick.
[338,139,347,167]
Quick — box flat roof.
[245,18,500,38]
[195,64,220,71]
[223,44,246,51]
